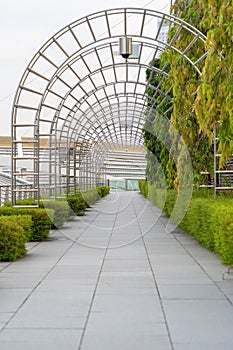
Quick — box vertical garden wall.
[144,0,233,188]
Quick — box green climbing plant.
[143,0,232,189]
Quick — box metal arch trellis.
[11,7,208,205]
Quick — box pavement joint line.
[0,202,107,336]
[133,195,175,350]
[141,194,233,307]
[77,196,122,350]
[69,199,115,246]
[171,234,233,307]
[1,192,233,348]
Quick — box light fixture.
[119,37,132,59]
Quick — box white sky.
[0,0,171,135]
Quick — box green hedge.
[81,186,110,207]
[180,197,233,265]
[0,216,28,261]
[138,184,233,266]
[7,198,69,229]
[138,179,148,198]
[0,207,53,241]
[82,189,99,207]
[96,186,110,197]
[67,193,87,216]
[40,201,69,229]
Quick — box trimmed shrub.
[138,179,148,198]
[4,198,37,207]
[147,185,167,212]
[40,201,69,228]
[96,186,110,197]
[144,187,233,265]
[0,207,53,241]
[0,216,28,261]
[11,215,33,242]
[67,194,87,216]
[82,189,99,207]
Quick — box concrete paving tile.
[105,248,146,260]
[156,277,213,285]
[98,274,155,289]
[174,342,233,350]
[85,313,167,335]
[163,299,233,344]
[6,315,86,329]
[0,263,10,272]
[0,329,82,350]
[96,287,156,296]
[102,259,149,272]
[91,294,164,322]
[216,281,233,296]
[45,266,100,279]
[158,284,225,299]
[0,278,38,289]
[16,290,93,317]
[0,192,233,350]
[0,313,13,323]
[81,334,172,350]
[0,289,32,312]
[37,279,96,291]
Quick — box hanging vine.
[143,0,232,189]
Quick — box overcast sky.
[0,0,171,135]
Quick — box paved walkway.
[0,191,233,350]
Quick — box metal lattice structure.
[11,8,208,205]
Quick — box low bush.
[0,216,28,261]
[67,193,87,216]
[0,207,53,241]
[180,197,233,264]
[96,186,110,197]
[138,185,233,266]
[12,215,33,241]
[4,198,37,207]
[40,201,69,229]
[82,189,99,207]
[138,179,148,198]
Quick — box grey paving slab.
[0,313,14,323]
[0,191,232,350]
[91,294,165,322]
[84,313,168,335]
[158,283,225,299]
[0,289,32,312]
[0,329,82,350]
[174,343,233,350]
[81,333,172,350]
[163,299,233,344]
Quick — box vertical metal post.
[214,121,217,199]
[124,8,127,36]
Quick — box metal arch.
[38,39,171,136]
[12,7,208,204]
[49,84,168,172]
[46,71,171,142]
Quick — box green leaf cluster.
[0,216,30,261]
[144,0,233,188]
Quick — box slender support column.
[214,121,217,199]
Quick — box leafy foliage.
[138,179,148,198]
[40,201,69,229]
[139,183,233,265]
[0,207,53,241]
[67,193,87,216]
[0,216,28,261]
[144,0,233,188]
[96,186,110,197]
